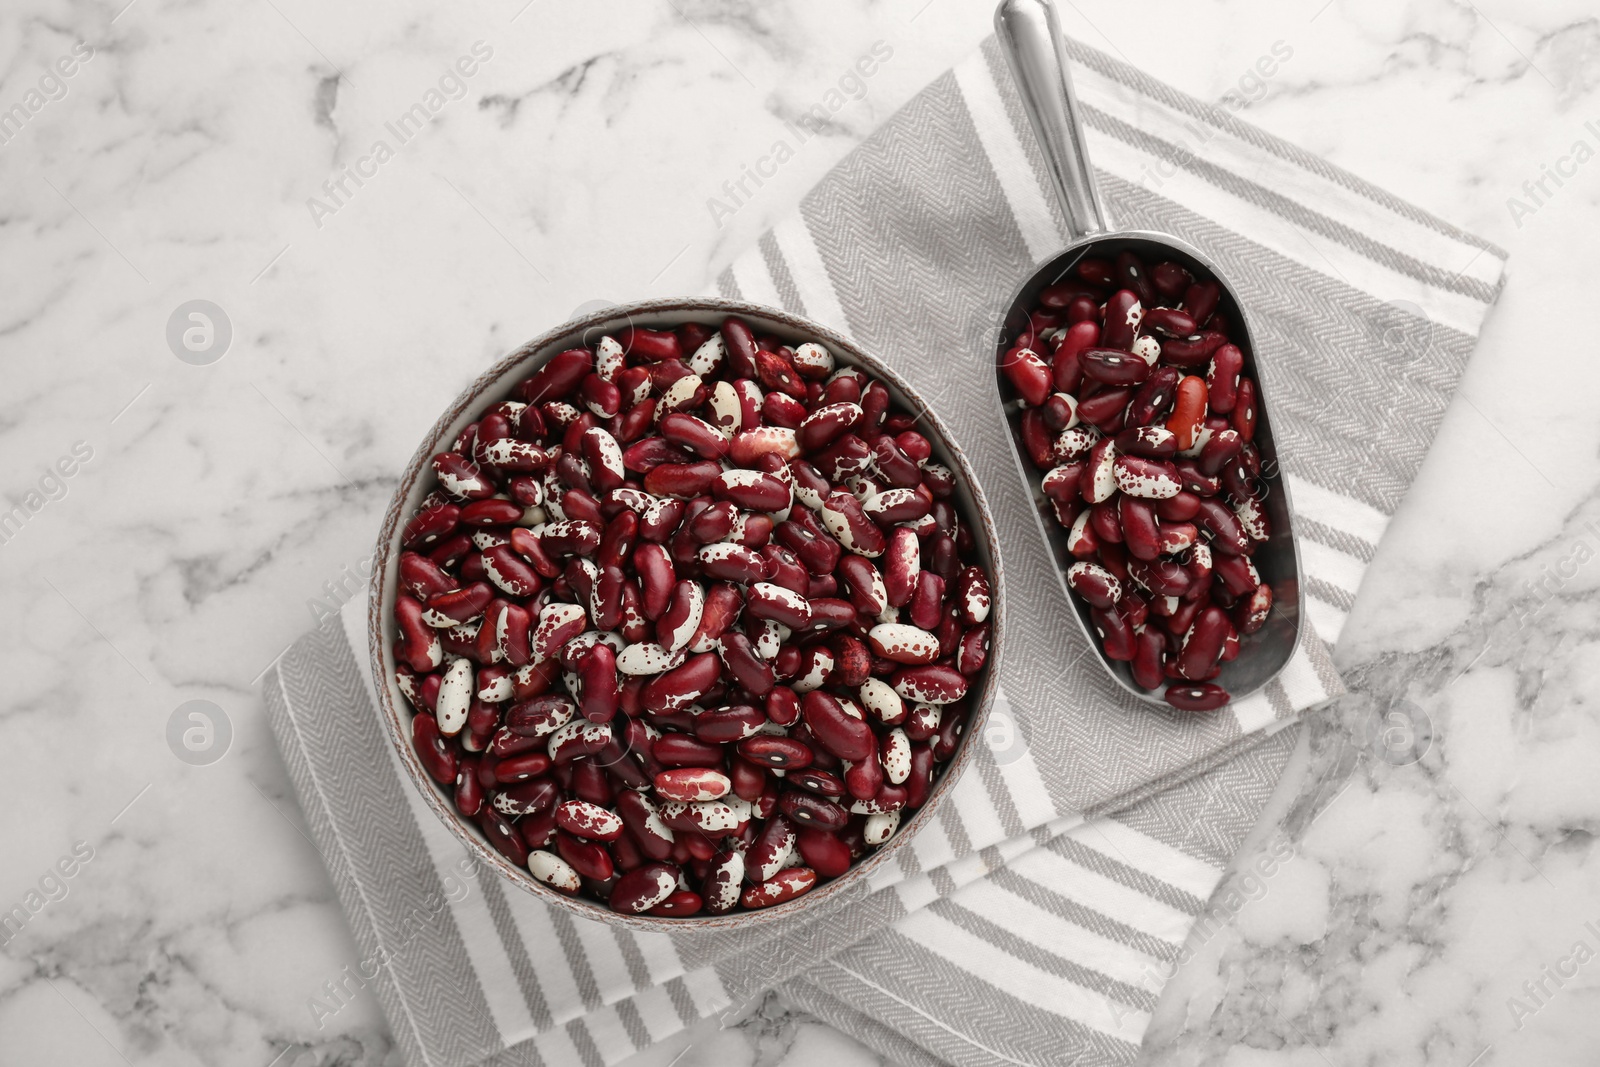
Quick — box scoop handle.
[993,0,1109,240]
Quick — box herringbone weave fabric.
[262,34,1505,1067]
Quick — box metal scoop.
[992,0,1302,706]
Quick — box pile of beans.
[394,317,993,916]
[1001,252,1272,711]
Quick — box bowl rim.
[368,296,1006,930]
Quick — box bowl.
[369,297,1004,928]
[992,0,1302,707]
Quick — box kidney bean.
[1112,426,1175,462]
[926,702,965,761]
[411,711,457,784]
[692,705,766,743]
[1127,627,1164,690]
[709,633,768,697]
[694,543,765,584]
[786,770,843,802]
[624,543,673,622]
[552,799,624,842]
[614,641,683,677]
[1080,347,1152,387]
[820,634,865,687]
[1165,682,1230,711]
[1101,290,1143,350]
[797,690,875,762]
[856,810,897,847]
[740,867,816,908]
[654,768,732,803]
[688,850,740,915]
[1212,553,1261,599]
[404,503,461,549]
[422,581,494,629]
[613,792,675,861]
[641,652,721,714]
[742,813,796,883]
[1176,605,1232,681]
[1066,561,1122,609]
[759,545,808,595]
[733,736,810,771]
[1194,497,1250,556]
[862,624,936,666]
[1233,583,1273,634]
[1110,252,1152,305]
[554,828,614,881]
[520,850,580,894]
[543,721,610,769]
[819,491,887,557]
[649,735,721,769]
[606,862,677,914]
[885,744,926,809]
[431,658,471,733]
[395,599,444,675]
[890,665,967,705]
[1001,347,1052,407]
[1113,455,1183,500]
[759,685,801,728]
[1118,496,1162,562]
[778,789,849,831]
[1141,305,1195,336]
[493,746,554,783]
[954,622,989,676]
[897,702,939,744]
[686,582,743,654]
[645,890,701,917]
[661,797,749,836]
[488,778,556,820]
[476,804,529,866]
[1232,377,1258,441]
[519,349,593,406]
[432,452,497,502]
[400,552,460,602]
[1141,262,1186,302]
[1074,437,1118,505]
[787,828,847,878]
[842,752,882,802]
[1038,392,1078,434]
[573,645,617,723]
[654,580,705,653]
[1077,388,1133,435]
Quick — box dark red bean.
[1164,683,1230,711]
[779,791,849,831]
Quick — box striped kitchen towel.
[261,30,1506,1067]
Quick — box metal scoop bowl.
[991,0,1302,707]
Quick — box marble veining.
[0,0,1594,1064]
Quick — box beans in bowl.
[393,317,993,915]
[1001,253,1271,711]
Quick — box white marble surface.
[0,0,1594,1064]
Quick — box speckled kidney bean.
[493,778,559,817]
[1101,290,1143,349]
[395,317,994,913]
[609,862,679,913]
[741,866,818,908]
[701,850,745,914]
